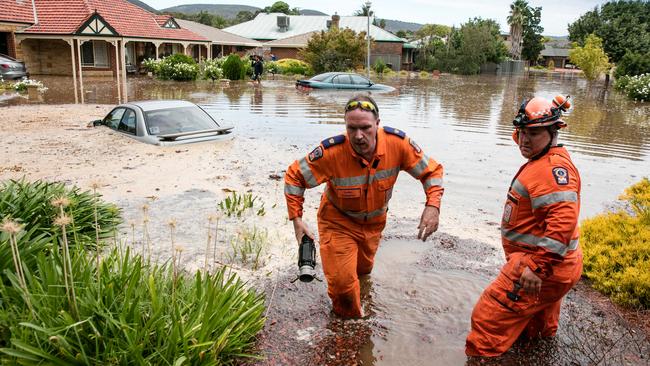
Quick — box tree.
[521,5,544,63]
[263,1,300,15]
[235,11,255,23]
[299,28,368,73]
[568,1,650,63]
[613,51,650,78]
[507,0,527,60]
[354,4,373,16]
[569,34,611,80]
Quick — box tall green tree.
[569,34,611,80]
[354,4,373,16]
[507,0,527,60]
[300,28,368,73]
[568,1,650,63]
[521,5,544,63]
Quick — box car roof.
[120,100,197,112]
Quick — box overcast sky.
[141,0,607,36]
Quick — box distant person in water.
[251,55,263,86]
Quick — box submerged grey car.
[93,100,234,146]
[0,53,28,80]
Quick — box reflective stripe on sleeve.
[299,158,318,188]
[407,155,430,179]
[501,228,579,256]
[531,191,578,209]
[511,179,529,198]
[284,184,305,196]
[423,177,443,190]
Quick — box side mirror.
[92,119,103,127]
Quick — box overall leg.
[318,211,364,318]
[357,221,385,276]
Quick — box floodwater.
[2,73,649,364]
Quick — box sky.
[141,0,609,36]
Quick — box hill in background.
[127,0,158,13]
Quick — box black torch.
[292,234,320,283]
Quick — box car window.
[104,108,126,129]
[144,106,219,135]
[310,73,333,82]
[118,109,137,135]
[350,75,371,85]
[332,75,352,85]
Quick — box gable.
[163,19,179,29]
[77,13,118,36]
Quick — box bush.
[0,246,266,364]
[222,54,246,80]
[581,178,650,309]
[11,79,47,93]
[141,58,159,74]
[155,54,199,81]
[547,59,555,70]
[614,51,650,79]
[614,73,650,102]
[275,58,311,75]
[300,28,367,73]
[373,59,387,74]
[201,58,223,81]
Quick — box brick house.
[224,13,410,71]
[1,0,210,82]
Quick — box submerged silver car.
[0,53,28,80]
[93,100,234,146]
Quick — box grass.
[227,226,268,270]
[581,177,650,309]
[218,192,265,218]
[0,179,266,364]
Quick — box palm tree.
[354,4,373,17]
[507,0,528,60]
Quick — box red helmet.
[513,95,571,128]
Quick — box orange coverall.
[466,146,583,356]
[285,127,444,317]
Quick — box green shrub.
[614,51,650,79]
[266,61,280,74]
[227,225,268,270]
[614,73,650,102]
[581,178,650,309]
[156,54,199,81]
[141,58,159,73]
[0,246,265,364]
[222,54,246,80]
[218,192,265,217]
[275,58,311,75]
[373,59,387,74]
[201,58,223,81]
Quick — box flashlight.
[291,235,321,283]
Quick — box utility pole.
[365,1,371,79]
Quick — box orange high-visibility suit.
[285,127,444,317]
[466,146,583,356]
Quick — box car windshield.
[144,106,219,135]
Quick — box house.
[175,19,261,58]
[1,0,210,81]
[540,37,572,68]
[224,13,411,71]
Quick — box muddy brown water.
[2,74,649,364]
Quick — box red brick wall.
[7,32,16,58]
[19,38,118,76]
[271,47,300,60]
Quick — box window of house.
[118,109,137,135]
[81,40,109,67]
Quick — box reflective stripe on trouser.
[318,201,386,318]
[465,254,582,357]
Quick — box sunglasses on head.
[345,100,378,114]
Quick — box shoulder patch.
[409,138,421,153]
[552,167,569,185]
[383,126,406,139]
[321,135,345,149]
[308,146,323,162]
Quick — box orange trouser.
[317,200,386,318]
[465,253,582,357]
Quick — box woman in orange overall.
[465,95,583,356]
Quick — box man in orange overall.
[465,95,583,356]
[284,95,444,318]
